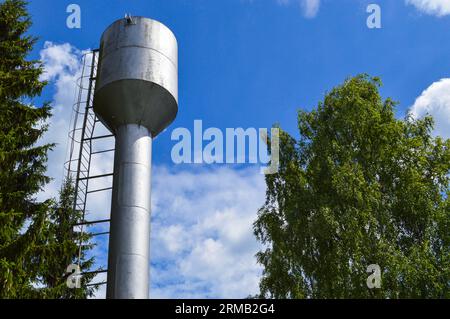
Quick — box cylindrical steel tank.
[94,16,178,136]
[93,17,178,299]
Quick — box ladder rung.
[77,184,87,191]
[82,269,107,275]
[85,120,94,129]
[83,134,114,141]
[80,161,89,171]
[73,219,111,227]
[78,243,93,247]
[76,190,86,198]
[79,173,113,181]
[81,152,90,163]
[82,141,91,150]
[91,148,115,155]
[81,148,90,158]
[91,231,110,237]
[87,187,113,194]
[86,118,95,128]
[86,281,107,287]
[76,189,86,198]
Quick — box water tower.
[93,16,178,299]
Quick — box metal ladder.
[65,49,114,290]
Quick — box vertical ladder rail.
[74,49,98,266]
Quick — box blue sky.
[27,0,450,298]
[29,0,450,154]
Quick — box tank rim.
[99,16,178,47]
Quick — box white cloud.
[410,78,450,138]
[39,42,266,299]
[39,43,80,82]
[406,0,450,17]
[150,166,265,298]
[277,0,321,18]
[39,41,114,218]
[301,0,320,18]
[38,41,83,200]
[89,166,266,299]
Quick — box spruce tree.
[0,0,97,298]
[39,177,97,299]
[0,0,55,298]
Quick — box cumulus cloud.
[150,166,265,298]
[40,42,80,82]
[277,0,321,18]
[38,41,83,199]
[406,0,450,17]
[409,78,450,139]
[39,41,114,216]
[39,42,266,298]
[301,0,320,18]
[39,42,107,198]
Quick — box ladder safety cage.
[64,49,115,291]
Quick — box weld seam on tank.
[101,46,177,69]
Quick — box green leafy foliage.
[254,75,450,298]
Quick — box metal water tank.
[94,16,178,136]
[93,16,178,299]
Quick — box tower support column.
[107,124,152,299]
